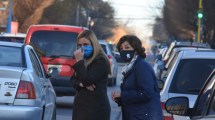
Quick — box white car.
[165,70,215,119]
[0,33,26,43]
[160,49,215,120]
[99,40,118,86]
[0,41,56,120]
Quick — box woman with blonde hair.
[71,30,111,120]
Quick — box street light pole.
[197,0,203,43]
[6,0,12,33]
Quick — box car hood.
[0,67,25,104]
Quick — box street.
[56,64,124,120]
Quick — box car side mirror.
[165,97,190,116]
[48,67,59,78]
[157,80,164,91]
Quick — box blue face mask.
[83,45,94,58]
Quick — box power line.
[92,17,156,20]
[112,3,162,9]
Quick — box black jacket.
[71,55,111,120]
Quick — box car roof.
[0,33,26,38]
[174,47,211,51]
[170,41,210,48]
[98,40,108,44]
[181,49,215,59]
[29,24,88,30]
[0,41,24,47]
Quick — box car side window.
[207,75,215,115]
[30,49,46,78]
[161,52,179,80]
[29,49,44,78]
[169,59,215,95]
[194,74,215,116]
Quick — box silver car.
[99,40,118,86]
[0,42,56,120]
[0,33,26,43]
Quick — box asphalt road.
[56,63,124,120]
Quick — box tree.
[163,0,215,48]
[13,0,54,32]
[152,17,168,42]
[12,0,116,39]
[163,0,198,41]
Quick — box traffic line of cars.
[0,25,118,120]
[154,41,215,120]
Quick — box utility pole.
[76,2,80,26]
[6,0,12,33]
[197,0,203,43]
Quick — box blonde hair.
[77,30,110,72]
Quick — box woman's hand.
[74,48,84,62]
[86,84,96,91]
[111,91,121,101]
[79,83,84,87]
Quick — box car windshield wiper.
[48,55,72,62]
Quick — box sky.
[106,0,164,38]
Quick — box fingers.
[111,92,116,101]
[79,83,84,87]
[86,86,94,91]
[112,91,121,101]
[86,84,96,91]
[74,49,84,61]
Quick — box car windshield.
[30,31,78,57]
[0,46,23,67]
[0,37,24,43]
[169,59,215,95]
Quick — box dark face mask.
[120,50,135,62]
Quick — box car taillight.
[107,55,113,65]
[16,80,36,99]
[161,102,174,120]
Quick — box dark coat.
[120,56,163,120]
[71,55,111,120]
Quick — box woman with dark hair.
[71,30,111,120]
[112,35,163,120]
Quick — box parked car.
[161,47,212,79]
[0,33,26,43]
[154,41,210,80]
[163,41,210,64]
[99,40,118,86]
[0,41,56,120]
[159,49,215,120]
[24,24,87,96]
[165,69,215,119]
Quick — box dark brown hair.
[116,35,146,58]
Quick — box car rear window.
[0,46,23,67]
[30,31,78,57]
[169,59,215,95]
[0,37,24,43]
